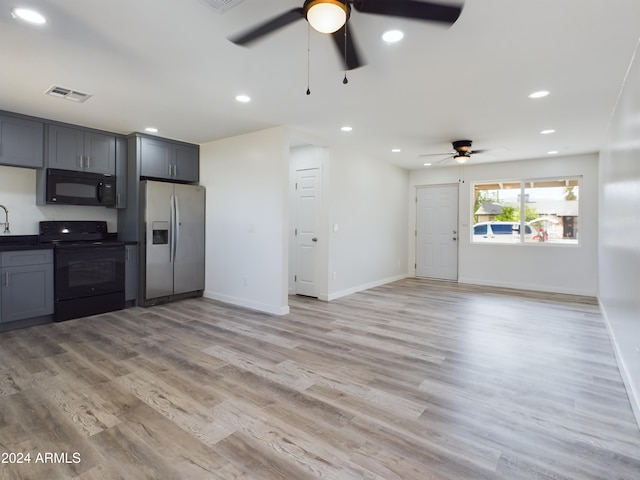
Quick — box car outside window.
[474,224,487,235]
[491,224,513,235]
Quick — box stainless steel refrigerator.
[140,180,205,306]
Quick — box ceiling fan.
[228,0,464,70]
[420,140,493,165]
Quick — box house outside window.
[472,178,580,244]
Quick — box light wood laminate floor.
[0,278,639,479]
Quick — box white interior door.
[416,185,458,280]
[295,168,320,297]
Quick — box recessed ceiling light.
[423,162,432,166]
[528,90,550,99]
[341,126,352,132]
[382,30,404,44]
[235,94,251,103]
[540,129,556,134]
[547,150,559,155]
[145,127,158,133]
[11,8,46,24]
[391,148,401,153]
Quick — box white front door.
[295,168,320,297]
[416,185,458,280]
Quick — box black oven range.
[39,221,125,322]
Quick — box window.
[472,178,580,244]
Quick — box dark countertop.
[0,235,54,252]
[0,234,132,251]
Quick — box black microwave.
[45,169,117,207]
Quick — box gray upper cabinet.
[47,124,116,175]
[139,135,199,182]
[174,143,200,182]
[0,114,44,168]
[139,136,172,179]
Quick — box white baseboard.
[457,277,596,298]
[599,299,640,431]
[202,291,290,316]
[323,273,409,301]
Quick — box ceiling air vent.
[202,0,245,13]
[44,85,93,103]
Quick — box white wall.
[199,127,290,315]
[200,129,409,313]
[326,146,409,300]
[0,165,117,235]
[410,153,599,296]
[599,41,640,424]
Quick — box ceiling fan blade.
[419,151,454,157]
[470,147,507,156]
[229,7,305,46]
[331,23,365,70]
[353,0,463,25]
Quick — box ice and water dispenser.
[152,222,169,245]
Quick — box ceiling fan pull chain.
[343,20,349,85]
[306,22,311,95]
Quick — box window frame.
[471,176,581,246]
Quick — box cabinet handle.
[173,165,177,177]
[79,155,84,169]
[4,272,8,287]
[86,156,90,169]
[168,164,172,176]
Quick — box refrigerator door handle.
[169,194,176,264]
[173,194,180,261]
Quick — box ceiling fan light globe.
[306,1,347,33]
[454,154,470,164]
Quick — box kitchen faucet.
[0,205,10,234]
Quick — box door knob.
[312,237,318,242]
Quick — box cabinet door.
[47,124,85,171]
[1,264,54,323]
[125,244,138,302]
[140,136,172,179]
[114,137,127,208]
[0,115,44,168]
[174,144,199,182]
[84,131,116,174]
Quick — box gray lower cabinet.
[125,244,138,303]
[0,114,44,168]
[47,124,116,175]
[138,135,199,182]
[0,250,54,323]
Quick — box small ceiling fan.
[228,0,464,70]
[420,140,493,165]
